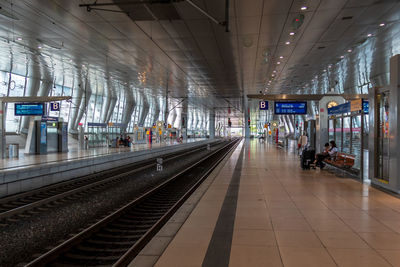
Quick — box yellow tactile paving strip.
[155,140,400,267]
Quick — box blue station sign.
[328,102,350,115]
[274,101,307,115]
[259,101,268,110]
[15,103,45,116]
[50,102,60,111]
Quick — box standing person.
[84,135,89,150]
[298,131,308,154]
[127,136,131,147]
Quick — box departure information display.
[14,103,45,116]
[274,101,307,114]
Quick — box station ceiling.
[0,0,399,114]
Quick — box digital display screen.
[15,103,44,116]
[274,102,307,115]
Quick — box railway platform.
[136,140,400,267]
[0,138,211,197]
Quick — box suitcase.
[300,148,315,169]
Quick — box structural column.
[209,111,215,139]
[317,96,345,152]
[0,101,5,158]
[244,96,250,138]
[181,99,188,141]
[370,54,400,193]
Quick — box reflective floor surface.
[155,139,400,267]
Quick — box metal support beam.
[79,0,229,31]
[247,94,368,101]
[185,0,228,29]
[0,96,72,102]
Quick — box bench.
[323,152,357,177]
[324,152,355,169]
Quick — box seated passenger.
[315,141,338,169]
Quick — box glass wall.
[0,68,192,140]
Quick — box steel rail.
[0,141,221,221]
[25,138,240,267]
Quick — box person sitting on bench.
[315,141,338,169]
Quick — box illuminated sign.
[15,103,44,116]
[363,100,369,114]
[259,101,268,110]
[50,102,60,111]
[274,102,307,115]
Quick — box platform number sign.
[259,101,268,110]
[50,102,60,111]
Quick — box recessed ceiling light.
[285,41,290,45]
[17,37,22,41]
[277,61,281,64]
[367,33,372,37]
[323,69,326,72]
[379,23,385,27]
[289,32,295,36]
[273,70,276,73]
[279,56,283,59]
[347,49,352,52]
[340,55,344,59]
[38,46,42,49]
[301,6,307,10]
[271,74,275,77]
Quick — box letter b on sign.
[259,101,268,110]
[50,102,60,111]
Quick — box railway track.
[25,138,240,267]
[0,141,221,222]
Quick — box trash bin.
[8,143,19,158]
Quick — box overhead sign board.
[259,101,268,110]
[15,103,44,116]
[274,101,307,115]
[328,100,368,115]
[350,99,362,112]
[328,102,350,115]
[41,115,59,122]
[88,122,107,127]
[363,100,369,114]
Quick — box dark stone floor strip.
[202,144,245,267]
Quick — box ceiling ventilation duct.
[113,0,183,20]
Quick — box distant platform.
[0,138,213,198]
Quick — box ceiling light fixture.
[279,56,283,59]
[285,41,290,45]
[277,61,281,64]
[347,49,352,52]
[340,55,344,59]
[289,32,295,36]
[379,23,385,27]
[367,33,372,37]
[301,6,307,10]
[273,70,276,73]
[38,46,42,49]
[17,37,22,41]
